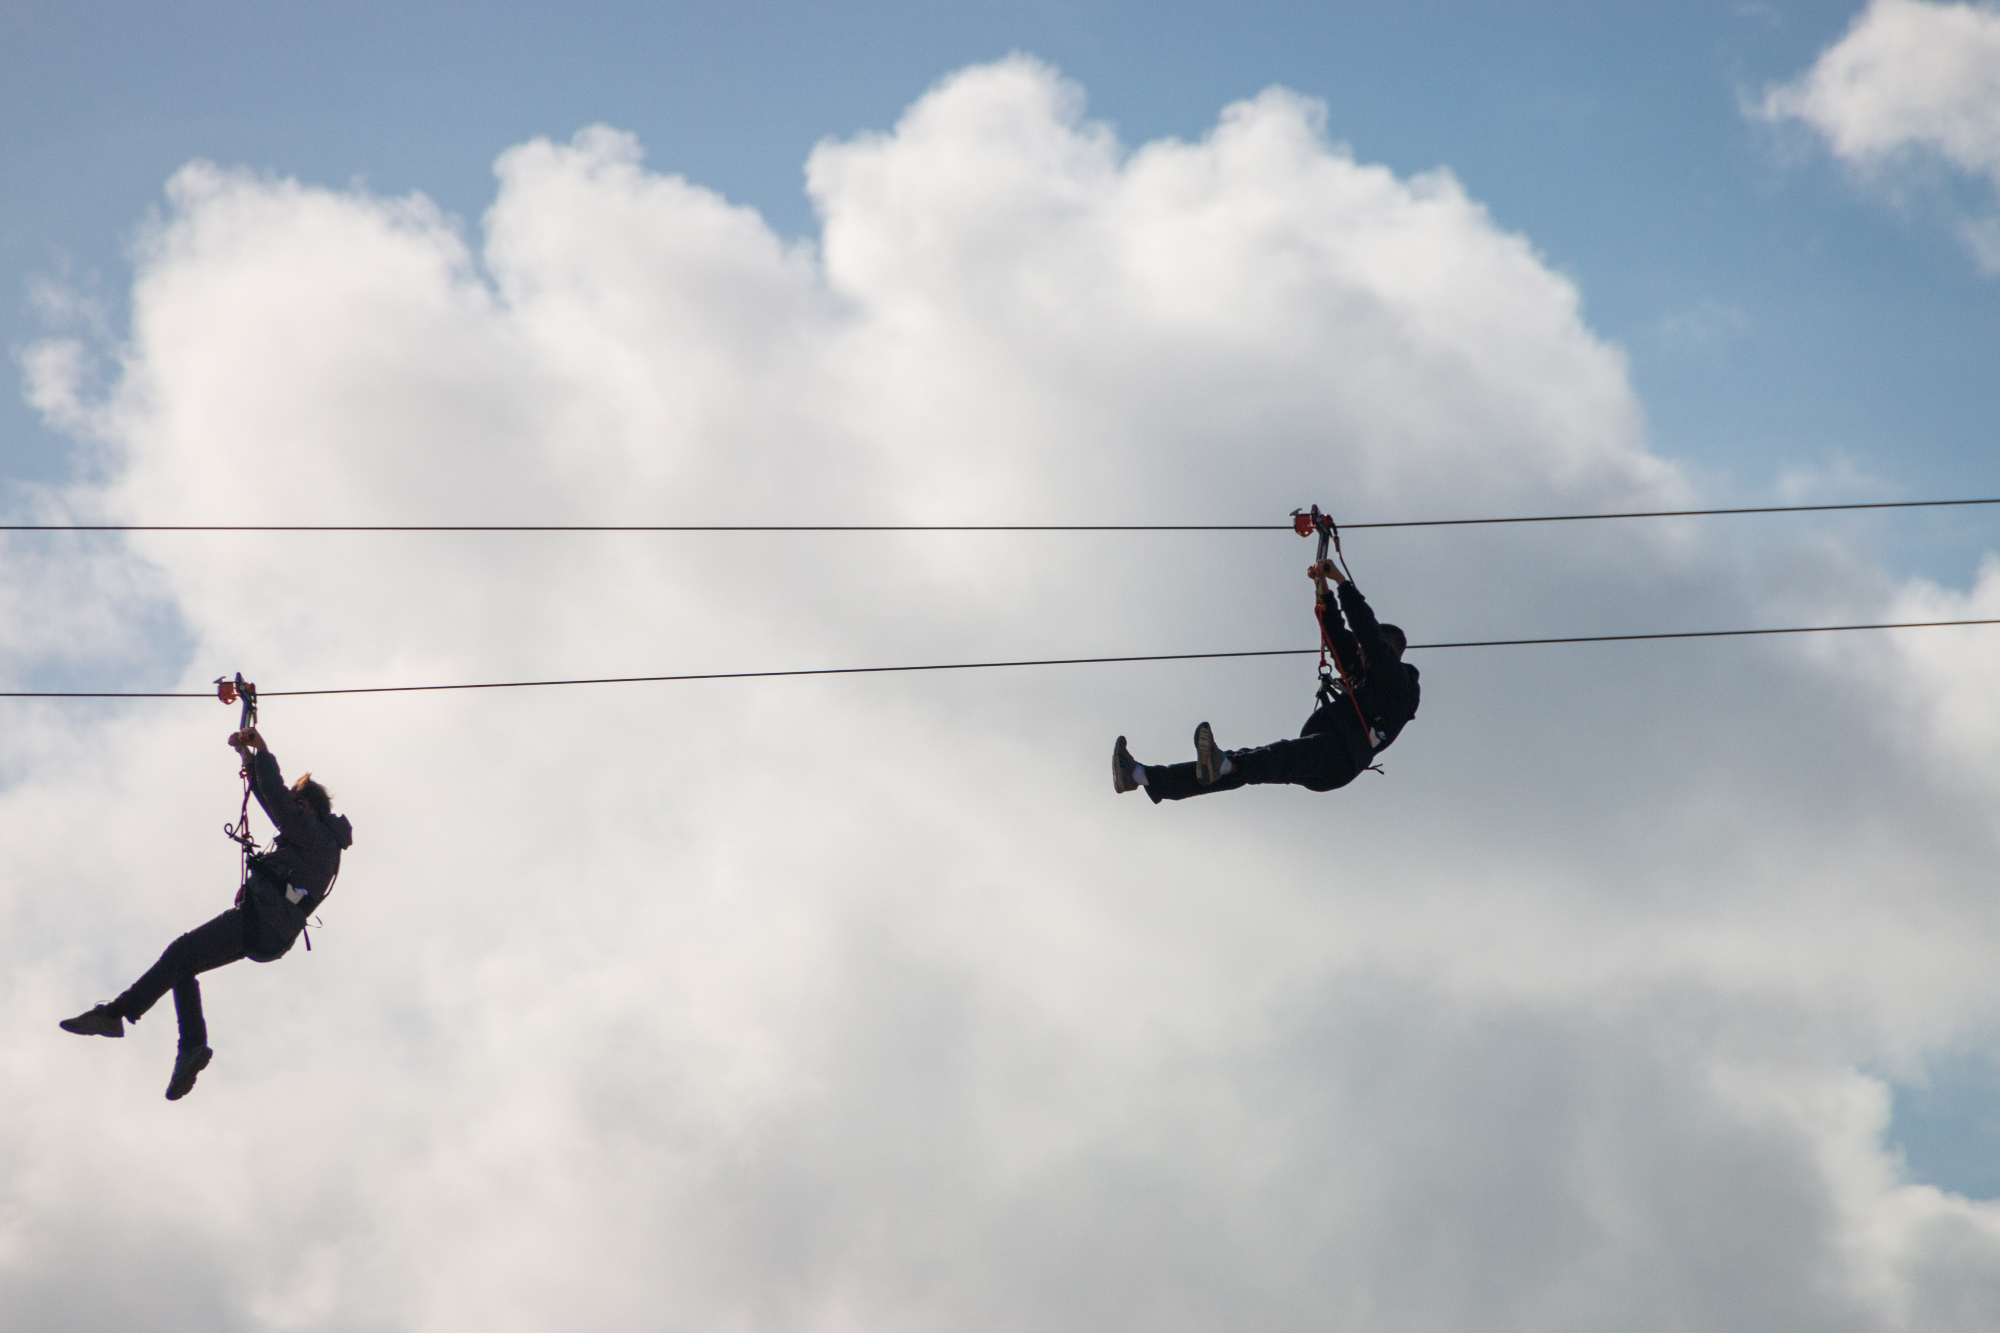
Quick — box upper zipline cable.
[4,618,1994,699]
[3,496,1997,533]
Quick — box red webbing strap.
[1313,582,1380,749]
[1298,507,1379,749]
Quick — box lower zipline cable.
[2,618,1994,700]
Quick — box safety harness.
[216,672,334,951]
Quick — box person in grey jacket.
[1114,559,1420,802]
[59,726,352,1100]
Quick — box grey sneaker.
[165,1045,212,1101]
[1194,722,1221,785]
[1113,736,1141,794]
[59,1004,124,1038]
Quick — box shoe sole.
[1112,736,1137,794]
[1194,722,1218,785]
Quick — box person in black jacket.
[1114,559,1419,802]
[59,726,353,1100]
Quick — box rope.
[1,618,1993,699]
[3,496,1996,534]
[217,674,261,886]
[1300,507,1379,746]
[223,767,259,891]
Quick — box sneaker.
[1113,736,1140,794]
[165,1046,212,1101]
[58,1004,124,1038]
[1194,722,1221,785]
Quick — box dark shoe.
[165,1046,212,1101]
[59,1004,124,1038]
[1113,735,1141,794]
[1194,722,1221,785]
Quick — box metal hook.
[215,673,257,731]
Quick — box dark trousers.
[113,909,249,1050]
[1145,731,1364,802]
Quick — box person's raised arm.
[1334,577,1398,670]
[1309,559,1363,673]
[229,727,311,840]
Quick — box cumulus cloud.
[1764,0,2000,268]
[6,55,2000,1331]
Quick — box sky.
[3,3,2000,1331]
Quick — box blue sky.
[6,5,2000,1328]
[6,2,1995,531]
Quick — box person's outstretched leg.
[109,909,249,1044]
[93,909,248,1098]
[1142,756,1249,801]
[1226,732,1361,792]
[1115,727,1252,802]
[1142,729,1360,801]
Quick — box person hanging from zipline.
[59,699,351,1101]
[1113,508,1419,802]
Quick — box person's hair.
[292,773,333,818]
[1380,624,1407,657]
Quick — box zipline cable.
[4,496,1998,533]
[4,618,1994,699]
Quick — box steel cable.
[5,618,1994,700]
[3,496,1996,534]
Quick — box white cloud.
[1764,0,2000,268]
[1765,0,2000,175]
[7,55,2000,1331]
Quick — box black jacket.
[241,749,352,960]
[1308,581,1421,766]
